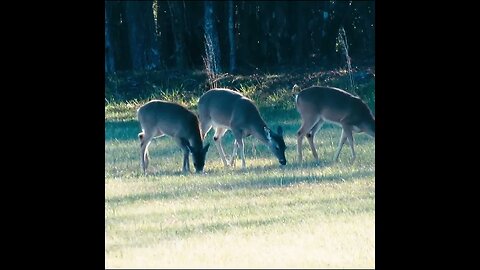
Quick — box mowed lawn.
[105,101,375,268]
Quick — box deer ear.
[277,126,283,136]
[203,143,210,153]
[264,127,272,141]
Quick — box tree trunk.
[105,2,115,73]
[143,0,160,70]
[204,0,222,74]
[227,0,236,73]
[322,1,349,67]
[272,2,286,65]
[125,2,146,70]
[167,1,188,69]
[293,4,305,65]
[156,1,173,68]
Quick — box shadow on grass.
[107,215,291,252]
[106,189,189,205]
[106,192,375,250]
[206,169,375,192]
[204,156,372,175]
[106,167,374,206]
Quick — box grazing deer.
[294,85,375,163]
[137,100,210,174]
[198,88,286,169]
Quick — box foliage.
[105,67,375,112]
[106,1,375,73]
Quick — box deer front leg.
[334,129,348,162]
[229,140,239,167]
[231,130,246,169]
[182,149,190,173]
[236,138,246,169]
[175,137,191,174]
[344,128,356,163]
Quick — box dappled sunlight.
[105,96,375,269]
[105,0,375,266]
[106,213,374,268]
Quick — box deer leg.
[344,128,356,163]
[229,140,239,167]
[213,127,229,167]
[297,116,319,163]
[174,137,191,173]
[229,128,245,167]
[297,134,304,163]
[306,119,324,162]
[139,131,154,175]
[334,129,348,162]
[232,130,246,169]
[182,149,190,173]
[239,139,246,169]
[200,119,212,140]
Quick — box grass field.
[105,90,375,268]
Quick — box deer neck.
[188,126,203,149]
[250,122,271,145]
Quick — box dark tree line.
[105,0,375,74]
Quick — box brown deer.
[137,100,210,174]
[295,85,375,163]
[198,88,286,169]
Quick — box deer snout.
[279,158,287,166]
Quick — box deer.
[137,100,210,174]
[294,85,375,164]
[198,88,287,169]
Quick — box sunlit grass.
[105,100,375,268]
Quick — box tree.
[167,1,188,69]
[321,1,350,67]
[293,3,306,65]
[124,1,160,70]
[227,0,236,72]
[204,0,222,74]
[105,0,375,73]
[105,1,115,73]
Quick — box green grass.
[105,93,375,268]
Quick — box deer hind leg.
[306,119,324,162]
[333,128,349,162]
[212,127,229,167]
[139,130,154,174]
[200,119,212,140]
[297,115,320,163]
